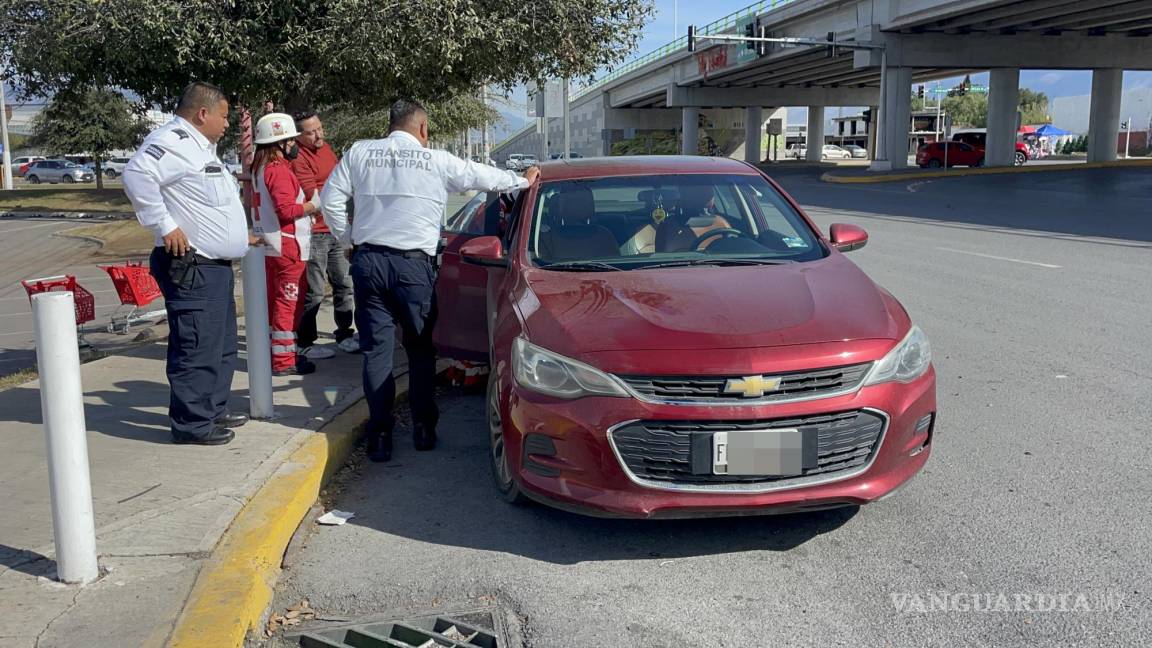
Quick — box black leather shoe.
[274,358,316,377]
[215,412,249,428]
[413,422,437,451]
[367,434,392,463]
[173,427,235,446]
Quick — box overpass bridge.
[493,0,1152,169]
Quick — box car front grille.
[610,410,885,487]
[618,362,872,404]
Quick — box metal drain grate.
[296,614,499,648]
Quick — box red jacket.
[255,160,312,261]
[290,143,338,233]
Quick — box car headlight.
[512,337,628,399]
[863,325,932,386]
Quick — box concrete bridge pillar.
[986,68,1021,167]
[872,66,912,171]
[681,107,699,155]
[745,106,763,164]
[805,106,825,162]
[1088,69,1123,163]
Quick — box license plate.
[713,429,803,476]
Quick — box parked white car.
[821,145,853,160]
[505,153,527,171]
[10,156,46,177]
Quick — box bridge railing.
[571,0,797,100]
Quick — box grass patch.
[62,220,155,257]
[0,187,133,213]
[0,367,37,391]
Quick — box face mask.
[282,142,299,161]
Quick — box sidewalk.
[0,308,394,648]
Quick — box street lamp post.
[1,78,13,191]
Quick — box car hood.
[517,254,907,354]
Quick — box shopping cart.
[21,275,97,326]
[98,262,166,334]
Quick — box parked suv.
[505,154,527,171]
[11,156,46,177]
[916,141,984,168]
[99,157,131,178]
[24,160,96,184]
[951,130,1029,166]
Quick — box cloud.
[1040,72,1063,85]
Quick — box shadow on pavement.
[768,166,1152,244]
[341,388,857,566]
[0,545,54,579]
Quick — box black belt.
[153,247,233,266]
[360,243,431,261]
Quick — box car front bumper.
[500,367,937,519]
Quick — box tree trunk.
[94,158,104,190]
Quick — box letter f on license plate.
[713,429,804,477]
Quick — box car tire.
[26,175,40,184]
[105,169,118,179]
[975,157,985,167]
[927,159,943,169]
[1014,151,1027,166]
[488,375,528,505]
[63,175,75,184]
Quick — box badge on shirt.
[144,144,166,160]
[172,129,191,140]
[204,165,223,174]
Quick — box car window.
[445,193,486,232]
[529,174,825,268]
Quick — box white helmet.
[254,113,299,145]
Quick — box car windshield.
[63,162,80,168]
[529,174,826,270]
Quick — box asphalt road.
[0,219,141,375]
[273,168,1151,647]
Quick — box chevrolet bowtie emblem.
[723,375,783,398]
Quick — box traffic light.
[825,31,836,58]
[687,25,696,52]
[862,108,873,124]
[917,85,925,100]
[962,75,972,92]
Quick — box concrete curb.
[0,211,134,220]
[820,158,1152,184]
[162,389,378,647]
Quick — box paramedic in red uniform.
[252,112,321,376]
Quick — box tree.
[1,1,653,141]
[1018,89,1049,125]
[29,86,150,189]
[941,93,988,128]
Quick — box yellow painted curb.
[821,158,1152,184]
[166,397,371,647]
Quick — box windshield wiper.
[541,261,622,272]
[639,258,795,269]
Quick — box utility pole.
[1123,117,1131,158]
[1,78,13,191]
[563,78,571,159]
[480,87,491,163]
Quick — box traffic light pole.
[0,78,13,191]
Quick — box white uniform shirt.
[123,116,249,260]
[319,131,528,256]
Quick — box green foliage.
[29,86,151,189]
[611,131,680,156]
[1018,88,1049,125]
[322,95,500,153]
[912,87,1050,129]
[2,0,653,111]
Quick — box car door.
[434,193,503,362]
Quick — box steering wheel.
[690,227,748,250]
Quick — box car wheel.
[26,175,40,184]
[927,159,943,169]
[488,375,527,505]
[63,175,74,184]
[975,157,985,167]
[1015,151,1027,166]
[105,169,118,179]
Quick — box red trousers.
[266,238,308,372]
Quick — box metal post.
[1124,117,1131,158]
[563,78,571,159]
[1,78,13,191]
[480,87,491,163]
[241,247,274,419]
[875,50,888,165]
[32,292,99,584]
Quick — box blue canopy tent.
[1034,124,1071,137]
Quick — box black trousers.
[150,248,237,441]
[349,246,439,437]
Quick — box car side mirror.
[829,223,868,252]
[461,236,508,267]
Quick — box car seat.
[537,187,620,261]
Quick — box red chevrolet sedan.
[435,156,935,518]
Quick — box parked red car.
[951,130,1030,166]
[436,156,936,518]
[916,141,984,168]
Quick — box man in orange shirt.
[290,110,358,357]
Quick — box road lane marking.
[934,247,1062,268]
[0,222,69,234]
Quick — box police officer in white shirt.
[123,81,255,446]
[320,99,539,462]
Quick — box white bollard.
[31,292,99,584]
[242,246,274,419]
